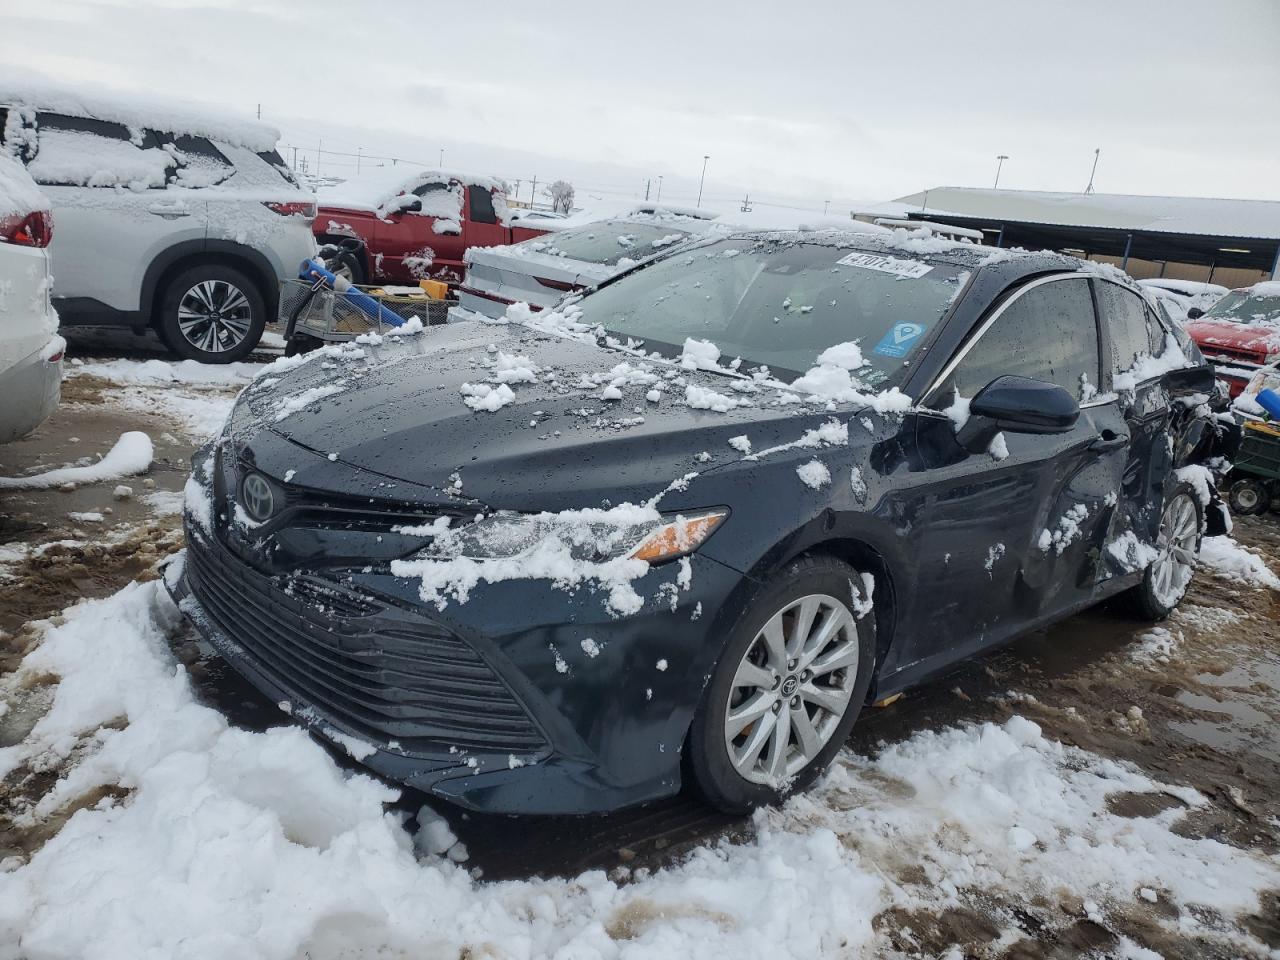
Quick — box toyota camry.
[170,230,1226,815]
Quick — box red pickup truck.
[313,169,551,287]
[1184,282,1280,398]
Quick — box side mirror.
[1186,307,1204,320]
[956,375,1080,453]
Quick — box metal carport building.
[871,187,1280,288]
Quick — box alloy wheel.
[723,593,859,786]
[177,279,254,354]
[1151,492,1198,607]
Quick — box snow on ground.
[0,432,152,490]
[1,575,1277,959]
[65,357,263,441]
[1198,535,1280,591]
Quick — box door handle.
[147,203,190,218]
[1089,430,1130,452]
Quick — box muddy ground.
[2,335,1278,958]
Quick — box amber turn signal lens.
[629,510,727,563]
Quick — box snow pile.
[1113,333,1193,393]
[390,502,662,616]
[1037,503,1090,554]
[684,383,743,412]
[796,459,831,489]
[1197,536,1280,590]
[459,381,515,412]
[680,337,722,371]
[5,586,1277,960]
[0,432,152,490]
[0,153,46,219]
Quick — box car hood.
[1187,318,1280,356]
[232,321,883,513]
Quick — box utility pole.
[994,154,1008,189]
[530,175,538,207]
[290,145,297,170]
[256,103,261,119]
[656,175,663,203]
[439,148,444,167]
[356,146,362,174]
[740,194,752,213]
[696,155,710,208]
[823,200,830,215]
[316,138,322,177]
[1085,148,1100,194]
[644,178,651,201]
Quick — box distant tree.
[545,180,575,214]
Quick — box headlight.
[422,508,727,564]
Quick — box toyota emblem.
[240,472,275,523]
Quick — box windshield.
[1203,290,1280,325]
[574,237,969,384]
[521,222,692,266]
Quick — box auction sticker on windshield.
[873,321,929,358]
[836,251,934,279]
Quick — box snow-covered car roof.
[317,167,508,213]
[0,73,280,153]
[0,153,47,220]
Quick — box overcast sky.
[10,0,1280,213]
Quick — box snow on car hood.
[1187,318,1280,355]
[230,322,897,514]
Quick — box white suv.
[0,153,61,442]
[1,86,316,363]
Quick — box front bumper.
[170,520,748,814]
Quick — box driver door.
[885,275,1117,678]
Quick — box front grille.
[185,529,546,757]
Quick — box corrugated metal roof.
[890,187,1280,241]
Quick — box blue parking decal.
[873,322,928,358]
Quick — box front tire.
[155,263,266,364]
[686,556,876,814]
[1123,482,1203,621]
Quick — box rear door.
[451,185,509,283]
[889,275,1115,675]
[24,113,208,315]
[1091,278,1178,575]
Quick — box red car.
[313,169,550,287]
[1184,282,1280,398]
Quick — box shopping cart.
[280,244,455,354]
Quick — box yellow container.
[418,279,449,300]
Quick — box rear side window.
[932,277,1101,403]
[255,149,298,185]
[468,184,497,224]
[158,133,235,188]
[28,113,172,189]
[1094,280,1163,374]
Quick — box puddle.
[1170,689,1280,763]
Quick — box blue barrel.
[1257,387,1280,420]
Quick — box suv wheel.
[1124,482,1203,620]
[686,556,876,813]
[156,263,266,363]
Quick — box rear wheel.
[155,263,266,364]
[1228,478,1271,516]
[1123,483,1202,621]
[686,556,876,813]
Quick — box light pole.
[1085,148,1100,194]
[994,154,1008,189]
[439,148,444,168]
[823,200,830,215]
[696,155,709,208]
[656,175,663,203]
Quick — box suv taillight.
[0,210,53,248]
[262,201,317,221]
